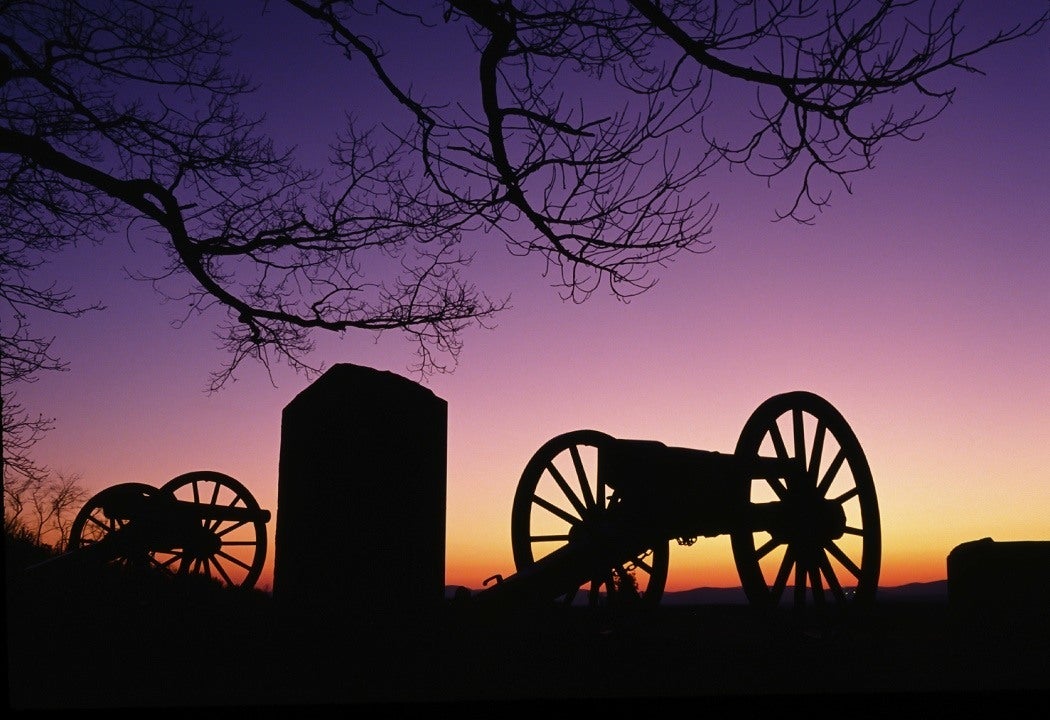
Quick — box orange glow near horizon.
[248,556,953,596]
[249,538,954,595]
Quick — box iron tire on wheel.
[511,430,670,608]
[731,392,881,613]
[158,471,268,590]
[67,482,171,572]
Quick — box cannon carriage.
[476,391,881,613]
[61,471,271,589]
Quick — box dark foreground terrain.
[7,564,1048,711]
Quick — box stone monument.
[273,363,447,629]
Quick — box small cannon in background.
[475,391,881,613]
[54,471,271,589]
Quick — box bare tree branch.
[290,0,1047,264]
[1,0,506,399]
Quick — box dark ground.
[6,564,1048,712]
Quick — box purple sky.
[14,1,1049,590]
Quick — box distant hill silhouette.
[661,581,948,605]
[446,580,949,606]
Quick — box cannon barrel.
[103,492,272,525]
[599,440,807,541]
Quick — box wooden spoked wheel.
[157,471,268,589]
[67,482,171,572]
[511,430,669,608]
[731,392,881,613]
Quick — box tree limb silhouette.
[290,0,1047,289]
[1,0,505,398]
[2,0,1046,402]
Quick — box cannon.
[59,471,271,589]
[475,391,881,613]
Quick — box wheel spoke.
[545,461,588,518]
[771,545,794,602]
[763,475,789,500]
[531,532,570,544]
[216,519,249,538]
[569,445,596,511]
[809,418,826,485]
[833,486,859,504]
[85,515,110,534]
[215,548,252,572]
[755,534,780,561]
[817,448,847,496]
[808,564,825,607]
[817,550,848,602]
[156,551,180,570]
[769,421,789,460]
[212,557,235,586]
[825,540,863,581]
[792,408,806,467]
[531,494,582,526]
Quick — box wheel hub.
[772,490,847,546]
[181,522,223,559]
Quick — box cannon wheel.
[732,392,881,614]
[157,471,267,590]
[67,482,171,571]
[511,430,670,608]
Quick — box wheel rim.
[511,430,669,607]
[731,392,881,612]
[157,471,267,589]
[67,483,169,571]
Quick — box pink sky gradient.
[13,1,1049,592]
